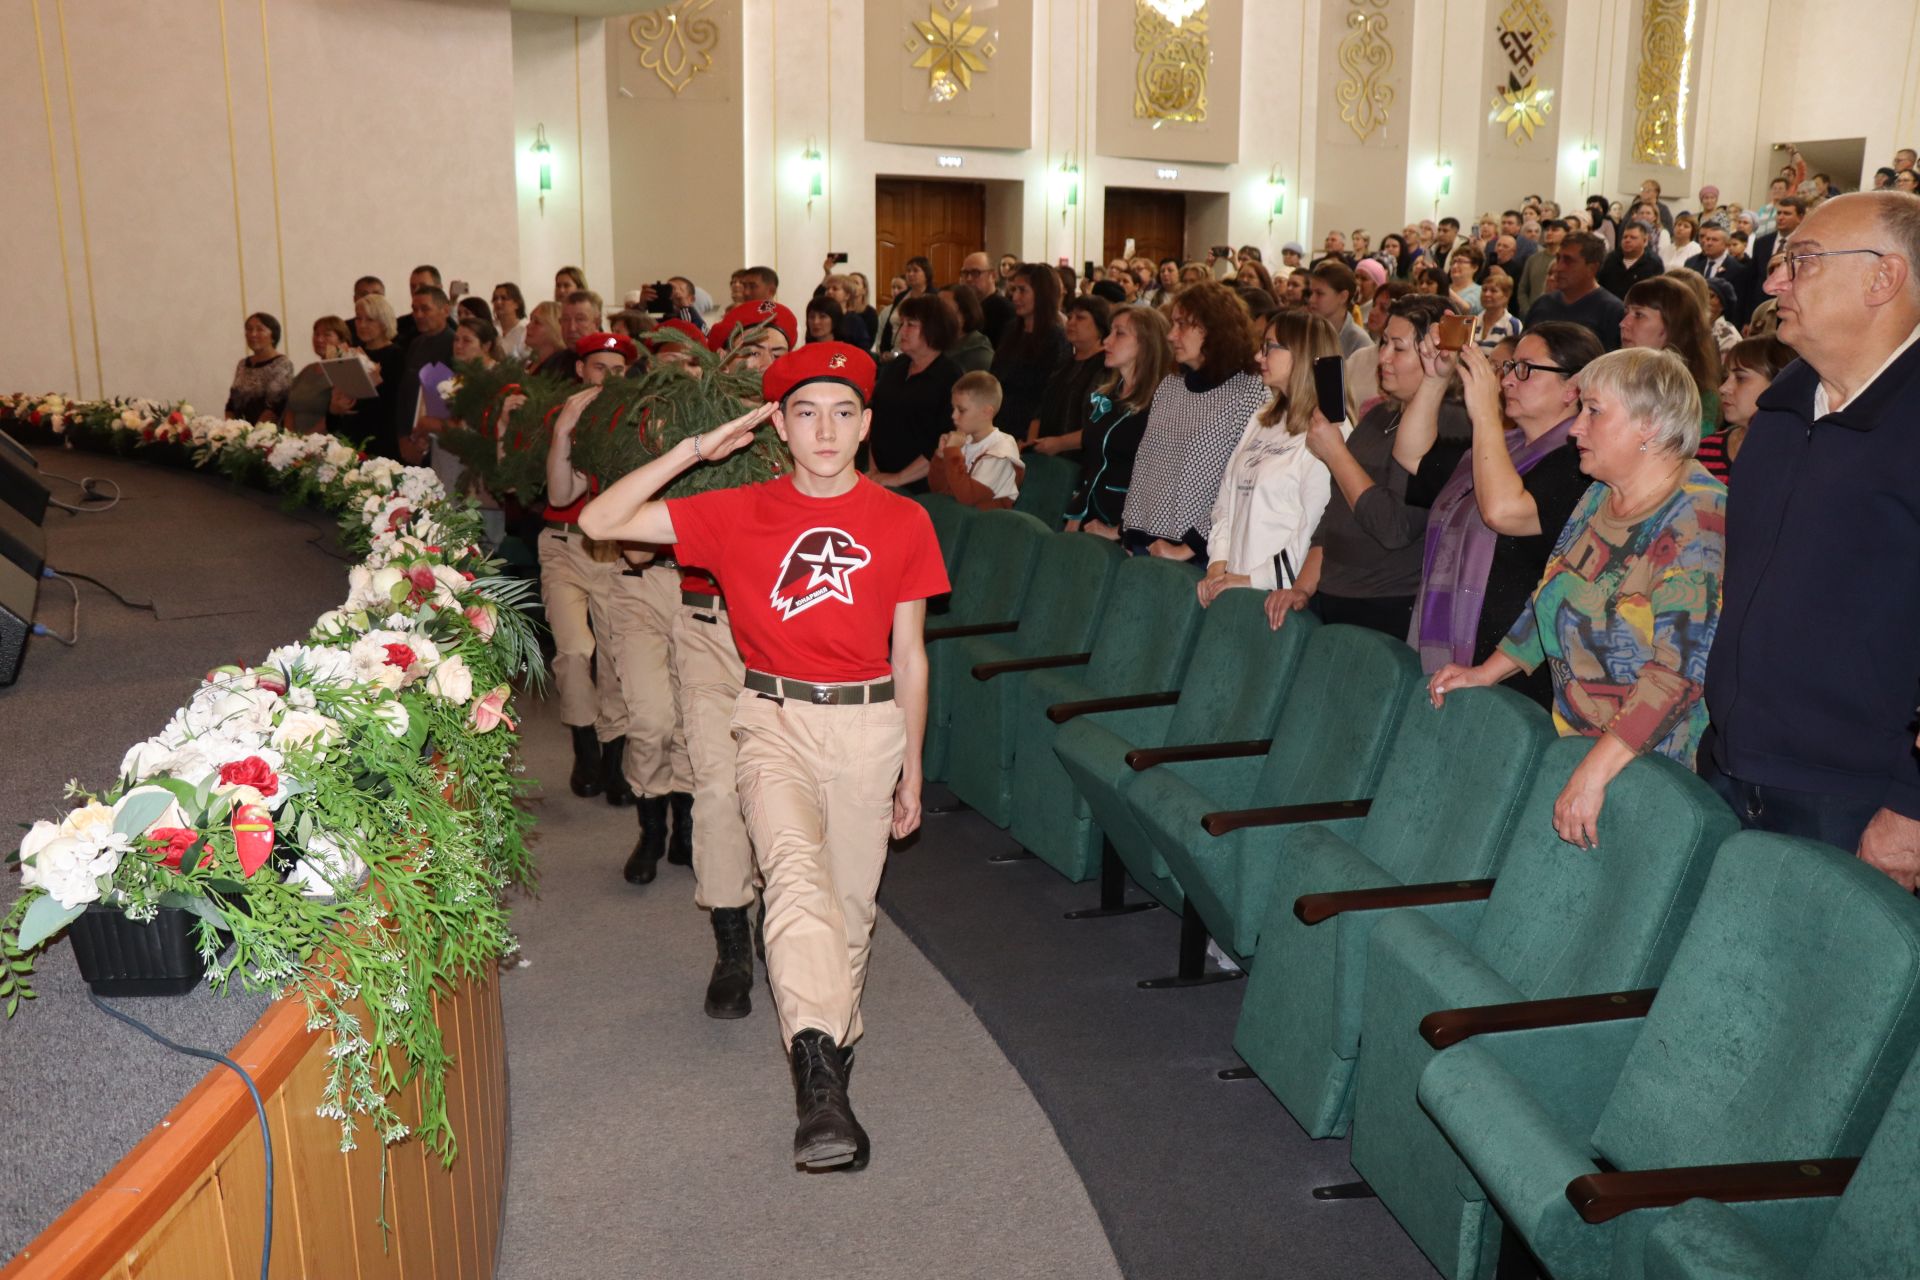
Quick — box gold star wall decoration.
[907,3,992,93]
[1493,78,1552,140]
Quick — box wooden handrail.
[2,996,318,1279]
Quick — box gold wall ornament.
[628,0,719,97]
[1133,0,1209,124]
[905,3,993,94]
[1632,0,1698,166]
[1490,0,1554,143]
[1334,0,1395,143]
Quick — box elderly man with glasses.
[1702,191,1920,890]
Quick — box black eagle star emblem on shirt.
[769,527,873,619]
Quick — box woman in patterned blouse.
[1428,347,1727,849]
[1117,280,1270,560]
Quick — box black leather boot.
[790,1029,867,1171]
[666,792,694,865]
[623,797,668,884]
[601,736,634,807]
[568,725,604,798]
[704,907,753,1019]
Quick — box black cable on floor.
[88,990,273,1280]
[52,569,157,613]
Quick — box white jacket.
[1206,410,1344,590]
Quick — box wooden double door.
[1104,188,1186,268]
[874,178,986,289]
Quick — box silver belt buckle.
[812,684,834,705]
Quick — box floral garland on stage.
[0,392,542,1160]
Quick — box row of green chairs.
[916,494,1920,1280]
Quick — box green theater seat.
[1641,1047,1920,1280]
[1340,739,1735,1279]
[922,510,1050,782]
[1012,453,1078,529]
[943,533,1123,827]
[1006,556,1205,881]
[914,491,975,584]
[1230,685,1552,1140]
[1053,592,1316,915]
[1417,832,1920,1280]
[1126,625,1421,977]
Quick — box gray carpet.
[878,791,1444,1280]
[494,696,1124,1280]
[0,449,347,1260]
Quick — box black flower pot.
[67,905,209,997]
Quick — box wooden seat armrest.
[1046,690,1180,724]
[1566,1157,1859,1224]
[1124,739,1272,770]
[1292,878,1495,926]
[1199,798,1374,837]
[971,653,1092,681]
[1418,988,1657,1051]
[926,620,1020,642]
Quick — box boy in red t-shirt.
[581,341,949,1171]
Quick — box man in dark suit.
[1685,226,1756,326]
[393,285,454,461]
[391,265,441,350]
[1746,197,1804,321]
[1597,221,1665,299]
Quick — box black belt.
[681,589,726,610]
[621,557,681,577]
[543,522,586,536]
[744,671,894,705]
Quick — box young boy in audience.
[929,371,1024,510]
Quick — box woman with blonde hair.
[1067,304,1175,534]
[1198,310,1346,605]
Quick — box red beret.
[573,331,639,363]
[707,300,799,352]
[642,318,706,353]
[760,342,877,408]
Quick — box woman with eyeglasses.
[1396,322,1605,708]
[1429,348,1727,847]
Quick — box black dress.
[867,353,964,485]
[990,326,1070,438]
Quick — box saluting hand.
[553,385,601,437]
[695,400,777,461]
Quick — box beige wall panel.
[1095,0,1243,165]
[605,2,746,308]
[0,1,87,400]
[863,0,1033,149]
[513,12,616,299]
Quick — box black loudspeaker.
[0,552,34,686]
[0,430,47,523]
[0,497,45,577]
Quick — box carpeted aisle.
[494,695,1125,1280]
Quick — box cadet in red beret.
[572,330,639,365]
[708,299,800,353]
[581,340,946,1173]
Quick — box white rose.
[121,737,176,781]
[288,832,367,897]
[375,700,410,738]
[62,801,116,843]
[272,708,341,750]
[312,610,349,638]
[425,654,473,705]
[324,440,356,468]
[18,820,60,873]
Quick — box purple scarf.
[1413,417,1575,672]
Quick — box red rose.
[147,827,199,871]
[382,642,418,671]
[218,754,280,798]
[168,411,183,425]
[141,425,156,441]
[406,565,437,602]
[425,545,442,554]
[28,410,41,425]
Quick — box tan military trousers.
[536,526,622,731]
[602,565,692,798]
[671,597,755,909]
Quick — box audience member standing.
[492,283,529,358]
[1620,275,1724,455]
[1685,226,1755,324]
[959,253,1015,342]
[1307,261,1373,357]
[393,265,441,350]
[343,294,406,454]
[879,257,933,352]
[1430,347,1725,845]
[1029,296,1111,457]
[868,295,965,492]
[1708,335,1794,470]
[1404,324,1603,705]
[1119,281,1269,560]
[395,286,456,462]
[989,262,1070,441]
[1525,233,1625,350]
[225,312,294,424]
[1198,311,1344,607]
[1704,192,1920,883]
[939,285,995,373]
[1068,305,1173,535]
[1296,297,1468,638]
[1598,221,1666,299]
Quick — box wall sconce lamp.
[530,124,553,213]
[1054,159,1080,217]
[1583,145,1603,180]
[1266,168,1288,222]
[1432,159,1454,198]
[800,141,825,205]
